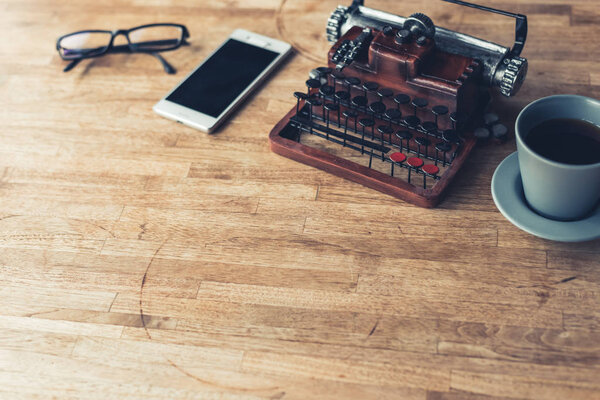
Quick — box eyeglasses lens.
[128,26,183,51]
[59,32,112,59]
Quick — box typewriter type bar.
[270,67,478,208]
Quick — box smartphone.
[153,29,292,133]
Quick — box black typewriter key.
[330,70,345,92]
[450,112,464,130]
[305,97,322,134]
[362,81,379,100]
[342,109,358,147]
[319,85,335,99]
[377,88,394,100]
[442,129,459,144]
[351,95,368,109]
[305,78,321,96]
[422,121,438,137]
[384,109,402,127]
[394,93,411,110]
[359,118,375,154]
[414,136,431,157]
[403,115,421,130]
[294,91,308,114]
[368,102,386,126]
[317,66,332,75]
[435,141,452,166]
[377,125,394,160]
[334,90,350,105]
[412,98,428,115]
[431,105,448,126]
[396,130,412,152]
[324,103,339,138]
[344,77,361,95]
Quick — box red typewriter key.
[422,164,440,189]
[389,152,406,177]
[407,157,424,184]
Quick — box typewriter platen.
[269,0,528,207]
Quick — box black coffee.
[525,118,600,165]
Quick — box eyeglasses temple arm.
[151,52,176,74]
[63,58,82,72]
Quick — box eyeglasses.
[56,23,190,74]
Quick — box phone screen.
[166,39,279,118]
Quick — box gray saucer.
[491,152,600,242]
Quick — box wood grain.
[0,0,599,398]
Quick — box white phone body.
[153,29,292,133]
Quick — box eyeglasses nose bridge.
[110,29,131,45]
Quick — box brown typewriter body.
[329,26,481,132]
[269,2,527,207]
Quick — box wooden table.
[1,1,599,398]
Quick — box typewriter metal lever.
[327,0,529,97]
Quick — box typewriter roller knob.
[403,13,436,40]
[495,56,528,97]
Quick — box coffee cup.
[515,95,600,221]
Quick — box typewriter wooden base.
[269,105,477,208]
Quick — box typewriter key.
[384,109,402,127]
[334,91,350,107]
[305,97,322,134]
[377,88,394,100]
[378,125,394,160]
[293,91,308,114]
[442,129,459,144]
[359,118,375,154]
[352,95,368,110]
[407,157,424,184]
[394,93,411,109]
[422,164,440,189]
[450,112,464,130]
[369,102,386,128]
[396,130,413,152]
[389,152,406,177]
[412,98,428,115]
[342,109,358,147]
[344,77,361,95]
[415,137,431,157]
[404,115,421,130]
[305,79,321,96]
[431,105,448,126]
[362,81,379,100]
[330,70,345,93]
[319,85,335,99]
[435,141,452,166]
[324,103,339,136]
[422,121,438,137]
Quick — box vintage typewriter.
[269,0,528,207]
